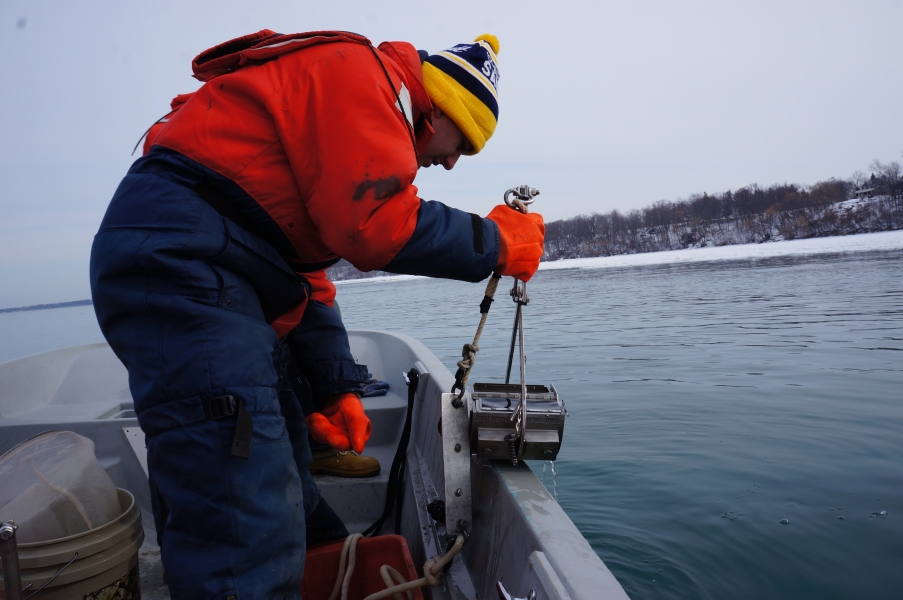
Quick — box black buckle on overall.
[202,395,253,460]
[202,395,237,420]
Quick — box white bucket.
[0,488,143,599]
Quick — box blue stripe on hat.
[438,50,499,97]
[426,54,499,120]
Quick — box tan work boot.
[310,449,381,477]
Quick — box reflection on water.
[2,251,901,599]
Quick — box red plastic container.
[300,535,424,600]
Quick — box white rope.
[328,534,466,600]
[509,197,529,214]
[456,199,529,393]
[327,533,364,600]
[455,275,500,393]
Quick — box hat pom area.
[475,33,500,55]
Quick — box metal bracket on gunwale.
[441,392,472,537]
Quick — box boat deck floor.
[138,533,169,599]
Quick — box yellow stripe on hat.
[435,50,499,99]
[423,62,497,154]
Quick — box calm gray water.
[2,250,902,599]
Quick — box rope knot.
[456,343,478,371]
[423,557,443,587]
[449,275,500,397]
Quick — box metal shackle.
[504,185,540,212]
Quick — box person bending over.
[91,29,544,599]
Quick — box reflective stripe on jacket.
[142,93,194,156]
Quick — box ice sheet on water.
[538,230,903,274]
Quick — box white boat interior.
[0,331,629,599]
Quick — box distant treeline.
[544,156,903,259]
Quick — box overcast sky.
[1,0,901,307]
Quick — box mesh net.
[0,431,121,543]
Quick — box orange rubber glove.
[485,205,546,281]
[305,393,372,454]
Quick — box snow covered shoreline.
[336,230,903,285]
[538,229,903,273]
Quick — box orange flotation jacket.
[145,30,499,320]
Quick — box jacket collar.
[377,41,436,153]
[377,41,433,123]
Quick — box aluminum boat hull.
[0,332,629,599]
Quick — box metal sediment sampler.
[442,185,569,543]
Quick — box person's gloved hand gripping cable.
[486,205,546,281]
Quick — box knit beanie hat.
[422,34,500,154]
